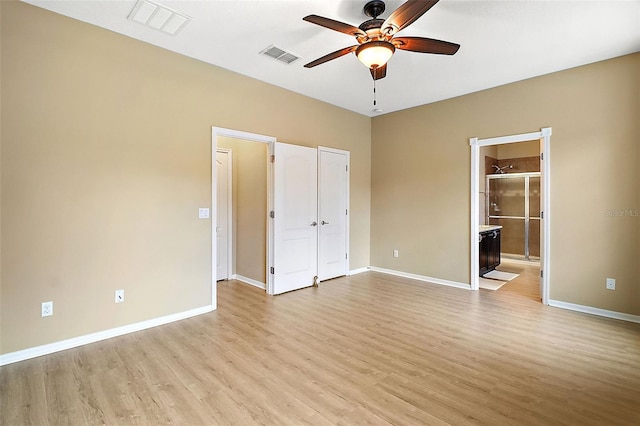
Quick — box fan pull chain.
[373,78,377,106]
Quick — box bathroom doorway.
[470,128,551,304]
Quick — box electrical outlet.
[41,301,53,317]
[393,249,399,258]
[115,289,124,303]
[606,278,616,290]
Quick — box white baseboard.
[233,274,266,290]
[0,305,214,366]
[548,300,640,324]
[369,266,470,290]
[348,266,370,276]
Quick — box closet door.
[272,142,318,294]
[216,149,231,281]
[318,147,349,281]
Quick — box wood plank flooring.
[2,271,639,425]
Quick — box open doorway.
[216,138,269,290]
[211,127,275,309]
[479,142,541,300]
[470,128,552,304]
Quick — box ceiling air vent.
[128,0,191,35]
[260,45,300,65]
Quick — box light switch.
[199,208,210,219]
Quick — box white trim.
[233,274,266,290]
[549,300,640,324]
[0,305,212,366]
[469,128,552,304]
[540,130,551,305]
[212,127,276,299]
[369,267,470,290]
[470,137,479,290]
[348,266,370,275]
[475,131,544,146]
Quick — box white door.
[216,149,231,281]
[272,142,318,294]
[318,148,349,281]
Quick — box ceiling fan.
[303,0,460,80]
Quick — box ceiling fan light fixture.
[356,41,395,69]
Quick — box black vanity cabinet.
[479,228,501,276]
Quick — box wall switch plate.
[606,278,616,290]
[115,289,124,303]
[393,249,399,258]
[198,208,210,219]
[41,301,53,317]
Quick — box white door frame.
[469,127,552,304]
[216,148,233,281]
[211,127,276,308]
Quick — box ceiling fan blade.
[304,45,359,68]
[393,37,460,55]
[382,0,439,37]
[370,64,387,80]
[303,15,367,38]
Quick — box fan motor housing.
[359,18,385,33]
[363,0,386,18]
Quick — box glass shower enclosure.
[486,172,541,261]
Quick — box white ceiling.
[23,0,640,117]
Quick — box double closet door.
[272,143,349,295]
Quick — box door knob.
[310,221,317,226]
[321,220,329,225]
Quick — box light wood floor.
[494,259,541,301]
[2,271,639,425]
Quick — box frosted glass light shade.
[356,41,395,69]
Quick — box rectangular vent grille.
[260,45,300,65]
[128,0,190,35]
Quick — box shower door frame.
[470,128,552,305]
[486,172,541,261]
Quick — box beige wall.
[479,145,497,224]
[1,1,637,359]
[497,140,539,159]
[217,137,267,284]
[372,53,640,315]
[0,2,371,354]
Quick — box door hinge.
[345,209,348,215]
[540,270,544,278]
[541,211,544,219]
[270,211,275,219]
[540,152,544,161]
[346,165,348,172]
[270,267,275,274]
[270,155,275,163]
[345,253,348,260]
